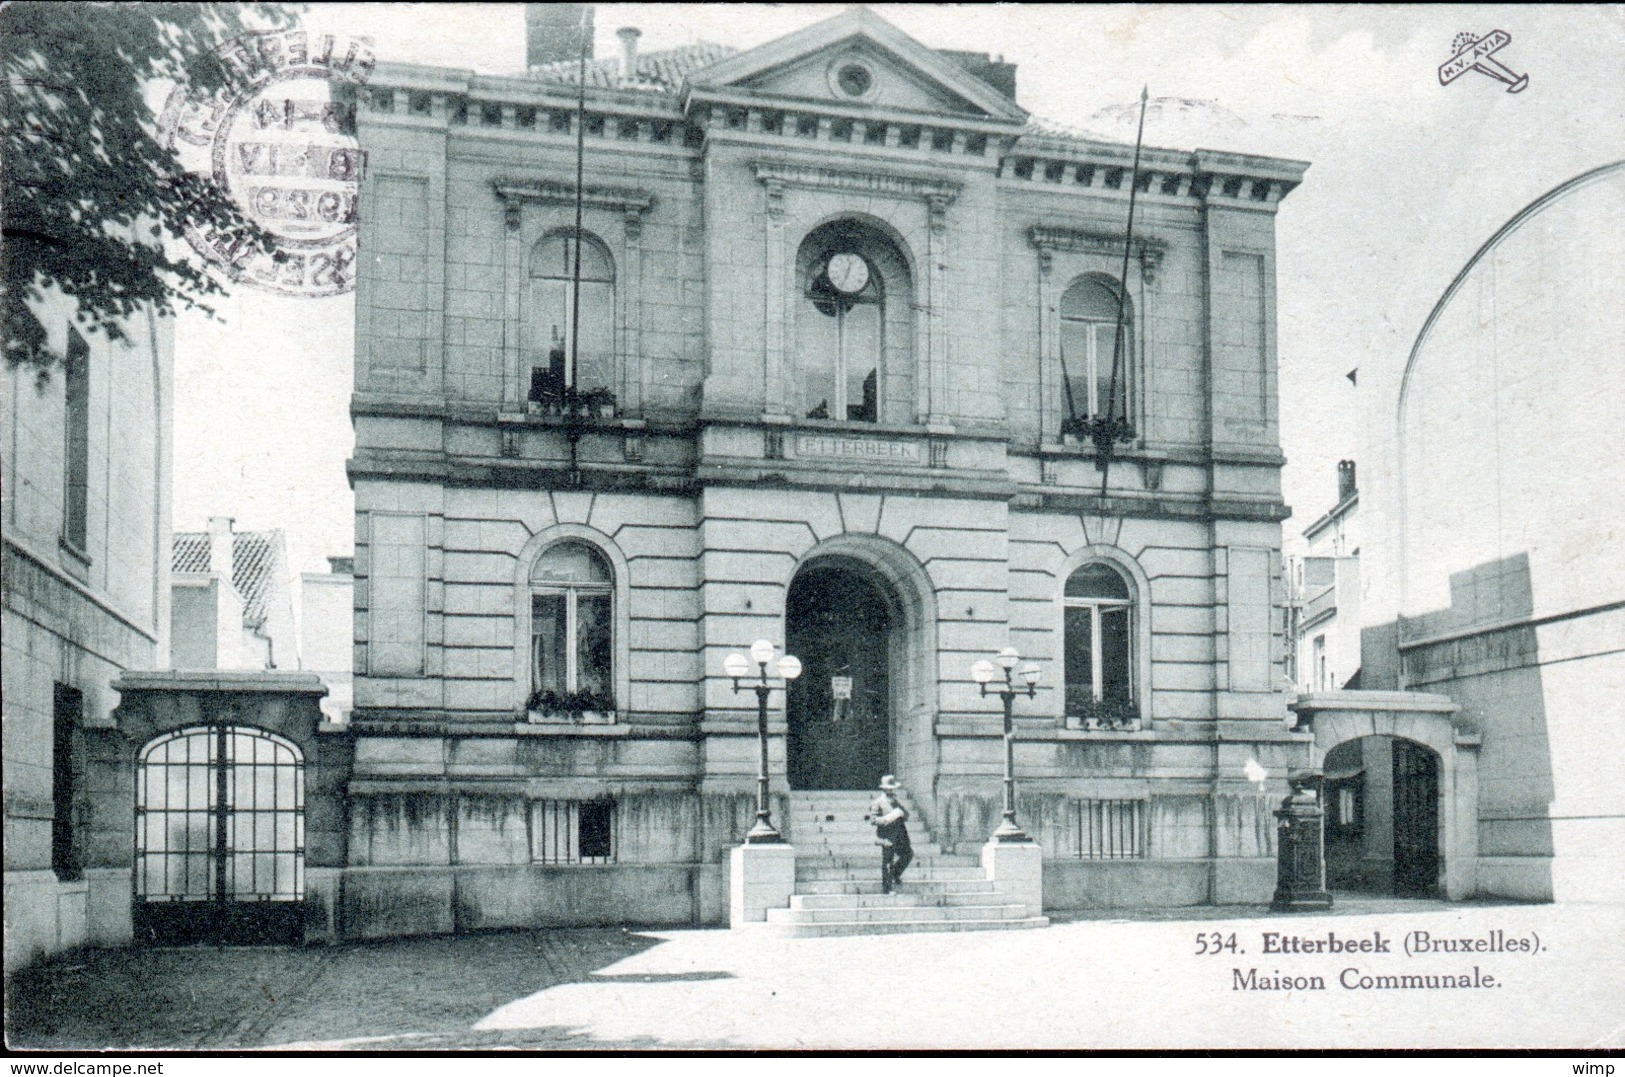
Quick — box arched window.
[528,232,614,401]
[1060,276,1132,422]
[1064,562,1135,719]
[530,540,614,710]
[795,221,911,424]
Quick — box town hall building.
[336,5,1311,935]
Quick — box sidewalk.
[7,899,1623,1051]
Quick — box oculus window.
[529,541,614,712]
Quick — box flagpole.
[569,7,589,397]
[1098,85,1149,499]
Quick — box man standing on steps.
[869,775,913,893]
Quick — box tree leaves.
[1,3,294,368]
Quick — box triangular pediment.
[687,7,1026,124]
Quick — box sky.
[171,4,1625,597]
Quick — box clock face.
[826,252,870,294]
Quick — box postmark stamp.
[1438,30,1529,94]
[159,29,375,297]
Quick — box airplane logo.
[1439,30,1529,93]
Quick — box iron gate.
[134,725,305,944]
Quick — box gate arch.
[1292,690,1479,900]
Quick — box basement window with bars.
[530,799,617,864]
[1072,798,1148,859]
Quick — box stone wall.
[2,293,171,977]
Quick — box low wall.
[337,864,717,938]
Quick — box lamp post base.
[730,841,797,926]
[743,815,785,844]
[991,814,1030,843]
[981,837,1043,915]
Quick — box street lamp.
[971,647,1041,842]
[725,639,801,843]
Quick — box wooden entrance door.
[786,564,892,790]
[1391,738,1440,895]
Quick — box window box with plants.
[1065,690,1141,732]
[525,688,616,725]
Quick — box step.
[789,892,927,909]
[765,916,1050,938]
[793,878,997,895]
[789,890,1020,910]
[791,851,973,865]
[766,903,1032,925]
[794,864,985,881]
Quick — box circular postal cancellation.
[159,29,375,298]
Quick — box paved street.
[8,898,1623,1051]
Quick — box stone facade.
[2,289,173,974]
[343,7,1312,935]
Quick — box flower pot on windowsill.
[525,689,615,725]
[583,388,617,421]
[1067,697,1141,733]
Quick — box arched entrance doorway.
[1322,735,1441,897]
[785,559,898,790]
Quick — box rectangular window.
[1072,798,1147,859]
[62,329,90,551]
[530,799,616,864]
[52,684,85,880]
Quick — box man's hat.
[878,774,903,791]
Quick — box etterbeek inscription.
[794,434,921,464]
[1191,926,1545,992]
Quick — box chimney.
[526,3,593,69]
[1337,460,1357,502]
[616,26,641,83]
[935,49,1018,101]
[208,516,235,585]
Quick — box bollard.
[1271,768,1333,912]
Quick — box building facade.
[301,557,356,725]
[343,7,1311,934]
[1288,460,1360,694]
[1342,161,1625,904]
[2,290,173,973]
[171,518,299,673]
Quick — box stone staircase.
[770,790,1049,937]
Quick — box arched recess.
[792,217,916,424]
[1299,695,1479,900]
[1054,543,1154,729]
[513,524,632,721]
[786,533,938,792]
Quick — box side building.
[343,6,1310,934]
[1291,161,1624,903]
[1346,161,1625,903]
[2,293,173,973]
